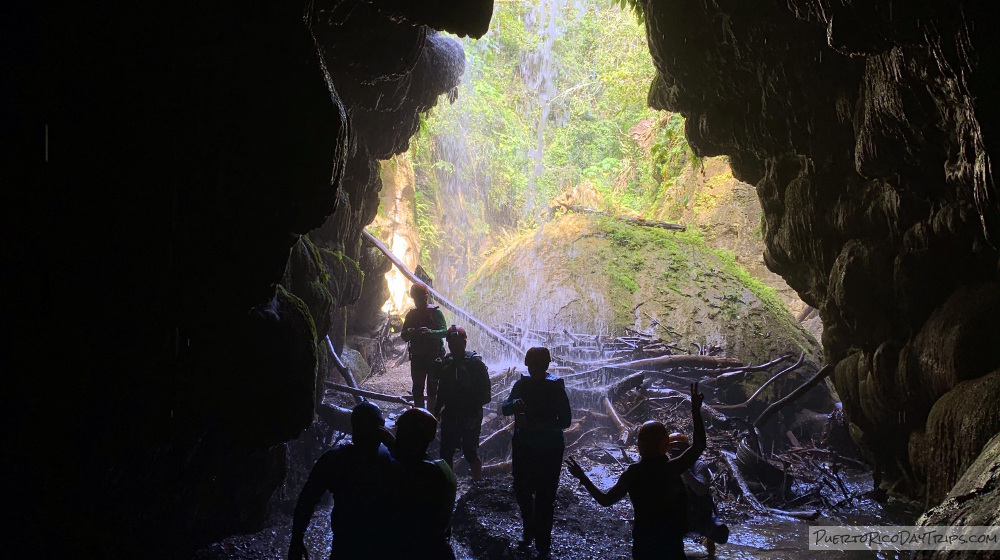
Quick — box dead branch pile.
[321,318,864,521]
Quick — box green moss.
[691,169,733,216]
[276,284,318,344]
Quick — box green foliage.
[613,0,644,22]
[410,0,702,280]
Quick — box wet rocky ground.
[195,463,918,559]
[196,358,919,559]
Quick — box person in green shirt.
[400,282,448,410]
[391,407,458,560]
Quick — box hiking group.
[290,282,728,560]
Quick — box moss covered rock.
[461,213,820,368]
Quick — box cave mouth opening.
[310,1,921,558]
[14,0,1000,557]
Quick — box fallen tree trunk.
[603,396,632,445]
[363,230,524,358]
[482,460,512,475]
[702,353,794,385]
[557,204,686,231]
[716,353,805,411]
[479,421,514,451]
[721,450,768,515]
[754,365,834,429]
[615,354,742,371]
[607,372,645,400]
[327,335,363,405]
[317,403,353,434]
[325,382,411,405]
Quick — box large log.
[721,450,768,515]
[753,365,834,429]
[316,403,353,434]
[607,372,645,401]
[325,381,411,405]
[557,203,686,231]
[716,353,805,411]
[702,353,794,385]
[615,354,742,371]
[327,335,363,404]
[362,230,524,357]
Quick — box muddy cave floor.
[195,363,920,560]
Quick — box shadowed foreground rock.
[4,1,490,557]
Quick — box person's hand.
[417,326,430,335]
[690,381,704,410]
[565,456,585,481]
[288,539,309,560]
[511,399,526,413]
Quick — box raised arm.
[566,456,628,507]
[671,382,706,473]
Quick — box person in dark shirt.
[401,282,448,410]
[566,383,706,560]
[289,402,395,560]
[434,325,492,481]
[667,433,729,557]
[391,407,458,560]
[501,346,572,559]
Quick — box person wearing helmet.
[433,325,492,481]
[501,346,572,559]
[401,282,448,410]
[566,383,706,560]
[289,402,396,560]
[391,408,458,560]
[667,433,729,556]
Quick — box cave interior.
[5,0,1000,557]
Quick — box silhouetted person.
[392,408,458,560]
[502,347,572,559]
[401,282,448,410]
[566,383,706,560]
[289,402,396,560]
[666,433,729,557]
[434,325,492,481]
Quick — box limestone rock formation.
[916,431,1000,560]
[6,1,490,557]
[637,0,1000,523]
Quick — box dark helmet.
[409,282,430,298]
[446,325,467,341]
[395,407,438,450]
[524,346,551,369]
[667,432,689,450]
[350,401,385,437]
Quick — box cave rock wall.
[6,1,489,557]
[638,0,1000,511]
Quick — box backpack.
[438,352,491,412]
